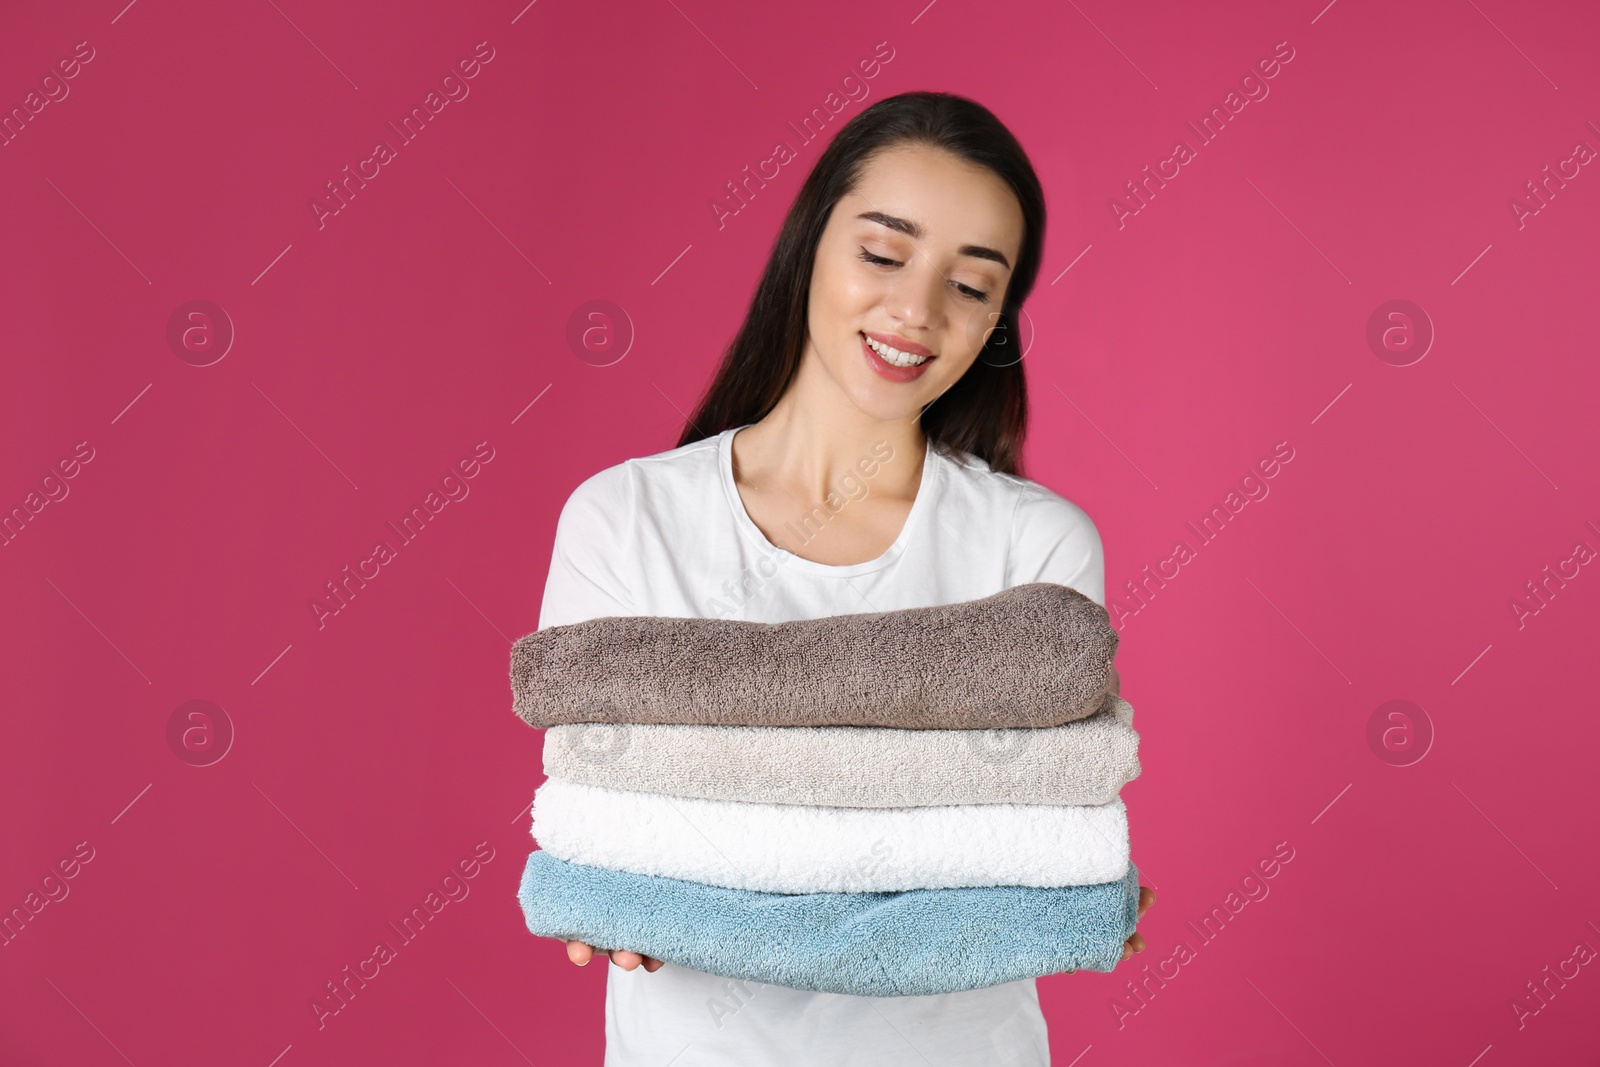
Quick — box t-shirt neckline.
[717,425,938,577]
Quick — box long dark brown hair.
[674,90,1047,476]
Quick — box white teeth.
[863,333,929,367]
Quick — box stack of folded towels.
[510,582,1143,997]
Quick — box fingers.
[607,949,666,971]
[564,940,665,972]
[1117,886,1158,960]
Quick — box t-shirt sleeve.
[1006,484,1106,608]
[536,465,637,630]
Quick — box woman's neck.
[733,397,925,507]
[725,364,930,565]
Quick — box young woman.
[537,90,1155,1065]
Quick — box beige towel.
[541,689,1139,807]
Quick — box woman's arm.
[533,466,665,972]
[1006,483,1153,964]
[537,466,637,629]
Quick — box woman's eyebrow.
[855,210,1011,270]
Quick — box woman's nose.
[883,258,942,330]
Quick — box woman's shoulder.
[558,432,726,522]
[933,443,1099,537]
[933,444,1104,601]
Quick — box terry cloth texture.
[530,778,1130,893]
[510,581,1118,731]
[517,848,1141,997]
[541,690,1140,809]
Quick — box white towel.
[530,777,1131,894]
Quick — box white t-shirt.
[536,424,1105,1067]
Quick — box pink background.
[4,0,1597,1062]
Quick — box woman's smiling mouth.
[860,330,935,382]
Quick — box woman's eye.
[857,247,990,304]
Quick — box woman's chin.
[840,381,933,422]
[817,351,940,422]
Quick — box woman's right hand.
[565,939,665,972]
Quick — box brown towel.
[510,582,1118,730]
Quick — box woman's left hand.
[1118,885,1156,962]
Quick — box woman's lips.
[859,331,934,383]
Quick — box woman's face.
[804,142,1025,422]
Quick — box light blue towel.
[516,848,1142,997]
